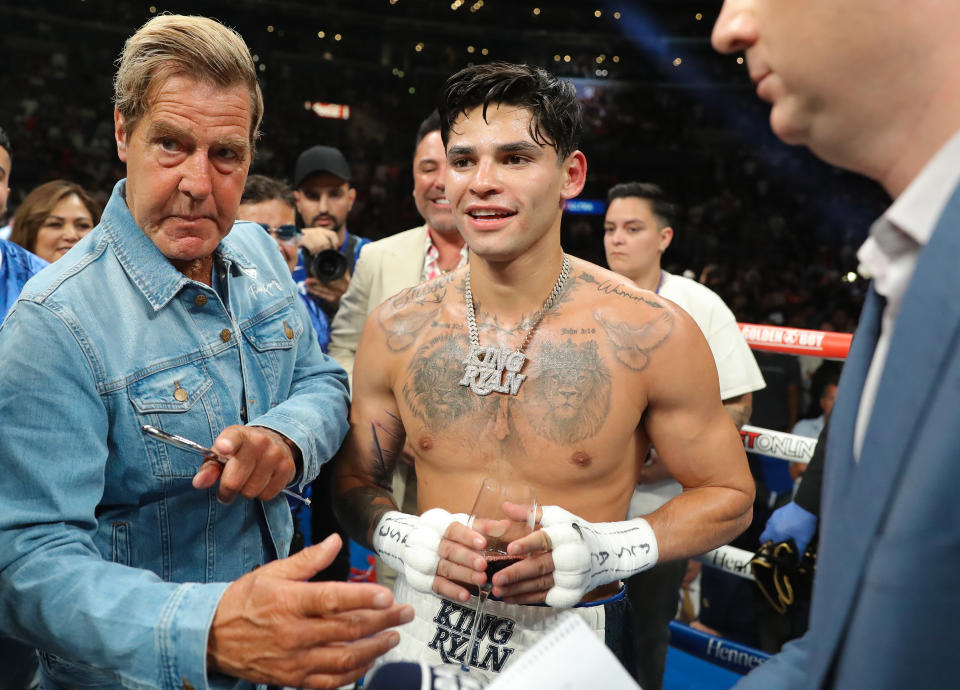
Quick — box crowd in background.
[1,3,885,342]
[0,2,887,675]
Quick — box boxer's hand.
[192,425,298,504]
[209,534,414,688]
[373,510,486,603]
[495,506,660,607]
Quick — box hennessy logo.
[459,345,527,396]
[428,600,516,672]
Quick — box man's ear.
[659,226,674,253]
[347,186,357,211]
[560,150,587,201]
[114,109,129,163]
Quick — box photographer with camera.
[293,145,369,320]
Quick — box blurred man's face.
[412,130,456,235]
[237,198,299,273]
[603,196,672,284]
[294,173,355,235]
[0,145,11,218]
[115,76,251,269]
[711,0,906,167]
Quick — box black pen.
[141,424,311,506]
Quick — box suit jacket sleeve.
[733,633,811,690]
[794,416,829,517]
[328,248,374,388]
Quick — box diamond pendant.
[459,344,527,396]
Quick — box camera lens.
[307,249,348,283]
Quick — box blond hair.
[113,14,263,147]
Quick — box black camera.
[304,249,348,283]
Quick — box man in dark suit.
[713,1,960,687]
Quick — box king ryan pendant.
[459,345,527,396]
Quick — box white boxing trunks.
[374,573,629,682]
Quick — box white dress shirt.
[854,130,960,459]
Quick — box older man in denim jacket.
[0,15,411,690]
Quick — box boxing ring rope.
[738,322,851,360]
[668,621,771,675]
[672,325,852,673]
[692,326,849,579]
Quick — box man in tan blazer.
[328,112,467,583]
[328,111,467,384]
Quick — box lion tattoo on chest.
[523,339,611,444]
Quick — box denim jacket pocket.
[242,302,303,404]
[129,362,216,478]
[243,301,303,351]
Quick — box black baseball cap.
[294,145,351,187]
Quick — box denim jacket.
[0,181,349,689]
[0,238,48,321]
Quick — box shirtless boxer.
[333,62,754,678]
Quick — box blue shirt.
[0,239,47,321]
[301,290,331,352]
[0,180,350,689]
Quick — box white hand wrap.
[540,506,659,608]
[373,509,469,594]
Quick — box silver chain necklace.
[459,255,571,396]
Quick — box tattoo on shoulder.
[392,272,457,310]
[594,309,674,372]
[402,333,478,430]
[523,339,611,444]
[579,271,663,308]
[378,276,457,351]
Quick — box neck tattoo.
[459,255,571,396]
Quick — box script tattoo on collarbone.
[523,339,611,444]
[379,274,457,351]
[403,333,481,430]
[579,271,662,308]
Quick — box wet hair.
[607,182,678,229]
[438,62,582,161]
[415,110,441,150]
[114,14,263,148]
[240,174,294,208]
[10,180,101,254]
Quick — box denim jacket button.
[283,320,294,339]
[181,679,195,690]
[193,294,207,307]
[220,329,232,342]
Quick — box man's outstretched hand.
[208,534,414,688]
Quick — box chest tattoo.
[522,339,612,444]
[403,333,480,430]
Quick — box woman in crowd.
[10,180,100,263]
